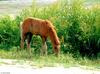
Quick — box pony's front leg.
[41,37,47,56]
[41,42,47,56]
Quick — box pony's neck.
[48,28,60,46]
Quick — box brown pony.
[20,17,60,56]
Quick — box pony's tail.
[20,22,23,40]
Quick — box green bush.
[0,0,100,58]
[0,16,20,49]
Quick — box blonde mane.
[46,20,60,45]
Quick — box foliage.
[0,0,100,58]
[0,49,100,69]
[0,16,21,49]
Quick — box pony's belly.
[32,31,47,37]
[33,32,40,35]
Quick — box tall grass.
[0,49,100,69]
[0,0,100,58]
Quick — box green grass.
[0,48,100,70]
[0,0,100,70]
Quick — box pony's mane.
[47,21,60,45]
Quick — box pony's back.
[21,17,53,36]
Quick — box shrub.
[0,0,100,58]
[0,15,20,49]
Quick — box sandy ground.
[0,59,100,74]
[0,0,57,16]
[0,65,100,74]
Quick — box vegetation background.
[0,0,100,68]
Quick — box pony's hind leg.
[20,34,26,49]
[41,37,47,56]
[26,33,33,54]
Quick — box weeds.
[0,0,100,59]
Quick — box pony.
[20,17,60,56]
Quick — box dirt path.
[0,65,100,74]
[0,59,100,74]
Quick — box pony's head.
[46,20,60,56]
[53,42,60,56]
